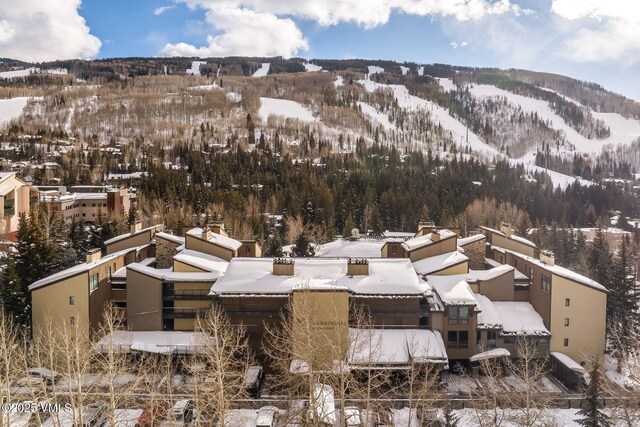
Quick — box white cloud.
[165,0,520,57]
[0,0,100,62]
[154,5,177,16]
[161,7,308,58]
[551,0,640,63]
[450,41,458,49]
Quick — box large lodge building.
[29,221,607,380]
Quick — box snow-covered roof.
[475,293,502,329]
[127,263,218,283]
[494,246,606,292]
[314,239,385,258]
[469,348,511,362]
[174,249,228,276]
[348,328,448,367]
[457,234,486,246]
[428,276,476,306]
[95,331,214,354]
[480,225,537,248]
[29,246,144,290]
[211,258,429,296]
[492,301,550,336]
[187,227,242,251]
[104,225,160,245]
[467,265,514,281]
[551,352,587,374]
[156,232,185,245]
[402,229,456,251]
[412,250,468,275]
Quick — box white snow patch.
[357,101,395,131]
[399,66,410,75]
[334,75,344,88]
[511,161,594,189]
[226,92,242,103]
[187,84,218,91]
[367,65,384,76]
[359,79,499,157]
[259,97,316,123]
[304,62,322,72]
[252,63,270,77]
[0,97,29,127]
[417,66,425,76]
[436,77,456,92]
[186,61,206,76]
[0,67,67,79]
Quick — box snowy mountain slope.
[357,101,395,131]
[258,97,316,123]
[304,63,322,72]
[252,63,270,77]
[0,97,30,127]
[468,84,640,156]
[359,79,500,157]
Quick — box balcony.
[162,307,207,319]
[164,289,211,301]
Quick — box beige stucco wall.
[432,261,468,276]
[550,275,606,367]
[185,234,235,261]
[491,234,535,258]
[106,230,153,254]
[173,260,208,273]
[32,274,90,338]
[126,269,163,330]
[477,272,515,301]
[408,236,457,262]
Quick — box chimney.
[500,222,513,237]
[86,248,102,264]
[418,221,436,233]
[210,220,227,236]
[130,220,142,234]
[347,258,369,276]
[201,228,212,241]
[273,258,294,276]
[540,250,555,266]
[431,229,441,242]
[351,228,360,240]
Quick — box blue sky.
[1,0,639,99]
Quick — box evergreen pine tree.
[587,227,612,293]
[263,231,284,257]
[291,231,315,257]
[574,362,611,427]
[342,213,355,239]
[0,256,27,326]
[126,206,139,226]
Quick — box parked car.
[243,366,265,398]
[169,400,195,425]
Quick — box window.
[245,246,251,255]
[503,336,516,344]
[447,331,469,349]
[70,317,75,326]
[564,318,570,326]
[541,274,551,293]
[564,338,569,347]
[487,330,497,349]
[476,331,482,345]
[565,298,570,307]
[448,306,469,325]
[89,273,99,292]
[391,246,397,255]
[69,296,74,305]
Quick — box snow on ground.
[468,84,640,155]
[259,97,316,123]
[252,63,270,77]
[187,84,218,91]
[605,353,639,390]
[454,408,621,427]
[0,67,68,79]
[367,65,384,76]
[417,66,425,76]
[510,160,594,190]
[334,76,344,88]
[391,408,420,427]
[357,101,395,131]
[226,92,242,103]
[359,79,499,157]
[304,62,322,72]
[436,77,456,92]
[186,61,206,75]
[400,66,410,75]
[0,97,29,127]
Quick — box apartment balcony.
[162,307,207,319]
[163,289,211,301]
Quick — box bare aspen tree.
[464,357,507,427]
[504,337,554,427]
[603,328,640,427]
[195,303,253,426]
[0,311,28,426]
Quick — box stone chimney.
[500,222,513,237]
[431,229,441,242]
[201,228,212,241]
[86,248,102,264]
[130,220,142,234]
[210,221,227,237]
[347,258,369,276]
[540,250,555,266]
[273,258,294,276]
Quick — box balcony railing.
[164,289,211,300]
[162,307,207,319]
